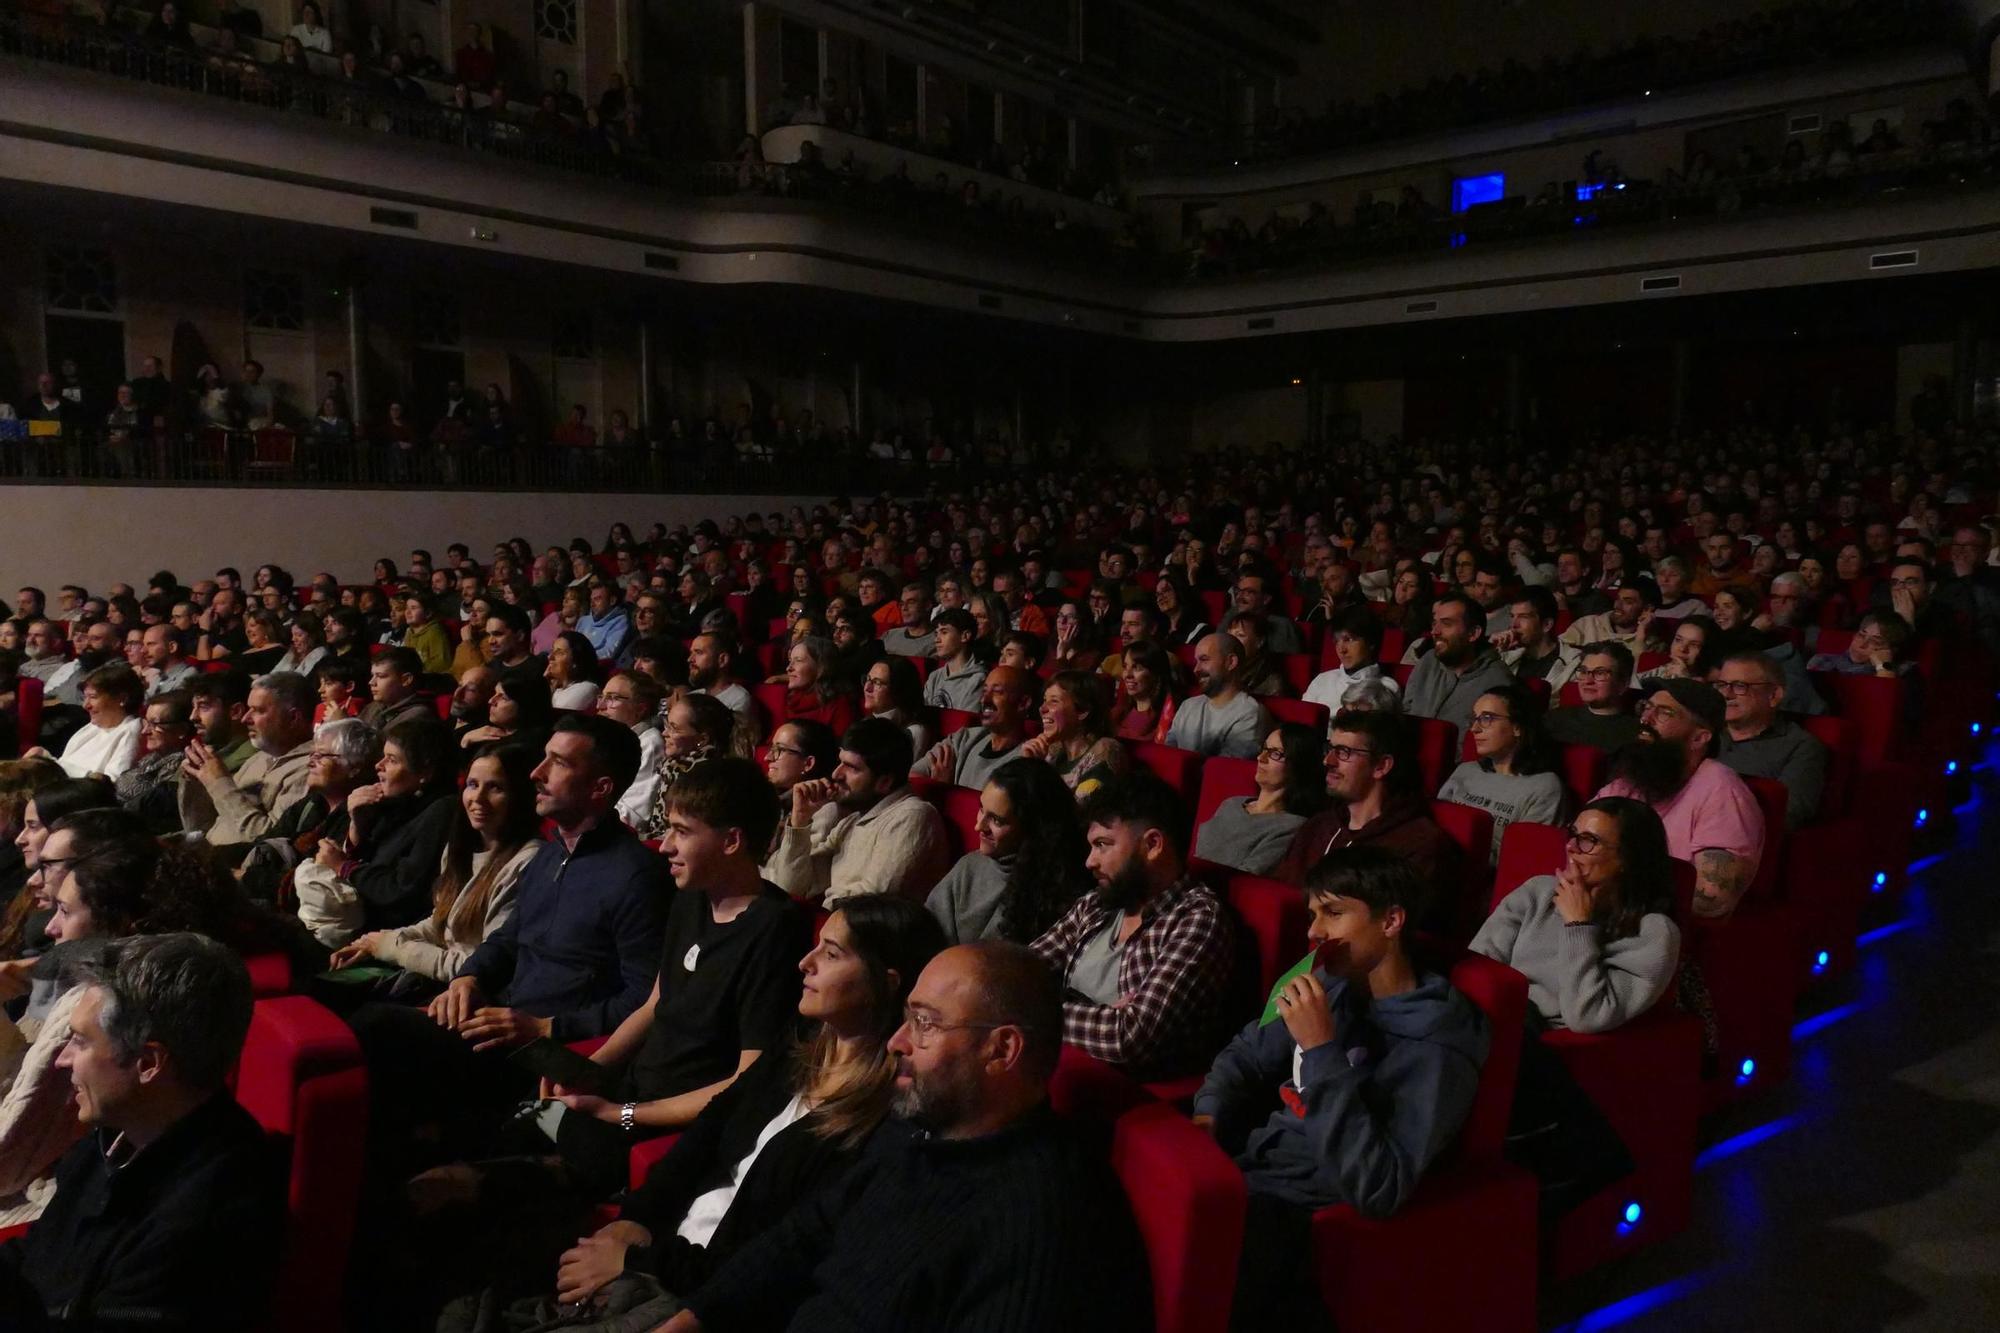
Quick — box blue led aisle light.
[1946,761,1958,776]
[1735,1058,1756,1086]
[1616,1200,1644,1236]
[1812,950,1830,974]
[1872,871,1888,892]
[1914,808,1930,828]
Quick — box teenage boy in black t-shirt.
[549,757,812,1196]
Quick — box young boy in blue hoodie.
[1193,845,1489,1330]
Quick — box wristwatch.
[619,1102,637,1133]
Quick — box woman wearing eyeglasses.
[1470,796,1680,1035]
[1192,723,1328,877]
[1435,684,1565,869]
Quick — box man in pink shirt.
[1594,678,1764,919]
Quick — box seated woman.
[1640,614,1720,686]
[0,759,63,917]
[860,656,933,759]
[451,596,496,678]
[1045,600,1102,673]
[781,636,856,734]
[1339,675,1403,715]
[328,744,540,989]
[275,609,329,678]
[1435,683,1567,868]
[1,778,117,964]
[638,693,737,839]
[37,664,143,782]
[459,667,555,755]
[1192,722,1327,876]
[1110,640,1178,743]
[1018,670,1128,798]
[238,717,380,904]
[115,688,198,833]
[1471,796,1679,1032]
[292,716,459,948]
[519,897,946,1323]
[546,630,604,712]
[1153,571,1211,648]
[926,759,1090,944]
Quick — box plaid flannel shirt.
[1030,877,1234,1078]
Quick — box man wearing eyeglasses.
[1232,568,1305,656]
[1595,679,1763,920]
[1875,558,1956,645]
[1714,652,1827,828]
[656,942,1147,1333]
[1936,525,2000,655]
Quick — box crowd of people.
[0,409,1994,1329]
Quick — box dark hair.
[933,607,977,636]
[1668,615,1723,677]
[1576,796,1674,941]
[839,716,914,788]
[1328,708,1421,799]
[1000,630,1044,667]
[1579,639,1636,684]
[51,808,243,941]
[551,713,643,798]
[376,645,423,680]
[1510,585,1558,624]
[868,655,924,714]
[1304,844,1427,930]
[1330,605,1384,654]
[1046,670,1112,741]
[34,776,120,826]
[381,716,455,793]
[435,744,540,937]
[776,717,841,782]
[1077,771,1190,859]
[494,667,554,731]
[1473,682,1556,777]
[80,933,253,1092]
[486,602,532,638]
[1430,589,1485,639]
[1268,721,1331,816]
[82,662,144,714]
[552,630,602,686]
[959,939,1065,1081]
[1114,640,1177,714]
[665,756,782,860]
[672,691,739,753]
[629,636,689,687]
[319,656,368,692]
[983,760,1092,943]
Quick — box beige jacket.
[179,738,314,846]
[764,784,949,906]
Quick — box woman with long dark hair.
[1192,722,1328,876]
[1435,683,1565,867]
[329,744,541,985]
[1152,570,1210,647]
[926,759,1091,944]
[546,630,604,711]
[1110,640,1178,743]
[1018,671,1127,798]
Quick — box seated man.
[1194,847,1488,1328]
[920,608,987,712]
[1595,679,1764,920]
[1164,632,1272,760]
[1098,604,1159,681]
[176,670,315,852]
[1651,556,1707,620]
[766,717,949,904]
[1558,582,1654,656]
[1715,650,1829,828]
[137,622,196,700]
[577,580,635,664]
[1030,774,1235,1079]
[1233,568,1304,655]
[400,596,454,675]
[1494,586,1581,691]
[448,664,497,742]
[1544,642,1644,753]
[656,941,1146,1333]
[913,666,1036,790]
[348,716,667,1162]
[363,646,433,730]
[0,934,284,1332]
[529,759,811,1198]
[1275,709,1465,931]
[688,630,755,731]
[879,580,937,657]
[1302,607,1398,711]
[1404,592,1512,741]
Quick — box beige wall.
[0,488,823,596]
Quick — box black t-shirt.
[625,882,810,1101]
[1514,647,1560,682]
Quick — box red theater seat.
[1194,756,1258,827]
[1411,717,1457,796]
[1130,741,1205,820]
[1428,800,1495,940]
[1263,694,1330,735]
[14,675,42,752]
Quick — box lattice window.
[535,0,576,45]
[244,268,305,331]
[552,311,594,359]
[414,289,462,347]
[45,245,118,313]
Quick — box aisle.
[1544,758,2000,1330]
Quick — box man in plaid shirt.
[1030,773,1235,1079]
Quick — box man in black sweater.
[0,934,283,1331]
[657,941,1148,1333]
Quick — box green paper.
[315,964,401,985]
[1260,950,1321,1026]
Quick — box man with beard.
[1559,582,1654,656]
[42,618,120,709]
[482,605,540,674]
[653,941,1145,1333]
[1164,632,1271,760]
[1595,679,1764,920]
[16,618,69,687]
[176,670,315,853]
[913,666,1036,789]
[448,664,497,744]
[767,717,948,905]
[687,630,755,733]
[1404,592,1512,741]
[1029,773,1234,1078]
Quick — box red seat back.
[1194,756,1258,827]
[1557,742,1608,805]
[14,675,41,751]
[932,783,983,856]
[1740,775,1788,900]
[1799,715,1853,819]
[1225,873,1311,1001]
[1438,952,1529,1166]
[1111,1102,1249,1333]
[1278,653,1316,695]
[1429,800,1495,938]
[1130,741,1204,823]
[1199,590,1227,626]
[1491,821,1569,910]
[751,681,790,728]
[1820,672,1904,766]
[938,707,979,736]
[1412,717,1457,795]
[1262,695,1329,735]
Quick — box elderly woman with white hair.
[1338,675,1404,715]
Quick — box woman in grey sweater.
[1435,682,1566,868]
[1192,722,1328,876]
[1470,796,1680,1033]
[925,760,1090,944]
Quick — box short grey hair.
[1655,555,1688,577]
[318,717,381,771]
[83,933,252,1092]
[1340,677,1404,715]
[251,670,315,716]
[1769,572,1807,595]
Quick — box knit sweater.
[373,840,539,981]
[764,785,949,906]
[925,851,1014,943]
[1192,797,1305,877]
[1402,648,1513,741]
[1470,875,1680,1032]
[685,1109,1147,1333]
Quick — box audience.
[1016,669,1128,797]
[1405,591,1513,740]
[1544,643,1644,752]
[912,665,1036,789]
[176,670,315,852]
[1714,650,1829,827]
[926,759,1091,943]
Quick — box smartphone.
[508,1037,620,1096]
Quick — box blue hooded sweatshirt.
[1192,968,1488,1216]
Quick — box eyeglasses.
[1325,744,1377,763]
[1636,702,1683,722]
[901,1006,1017,1048]
[141,718,190,732]
[767,742,807,759]
[1574,667,1619,681]
[1467,711,1512,729]
[1255,745,1288,761]
[1715,679,1772,696]
[36,855,79,875]
[1563,825,1616,855]
[1887,577,1926,590]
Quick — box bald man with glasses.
[1714,651,1827,827]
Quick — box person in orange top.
[858,568,903,634]
[991,566,1049,638]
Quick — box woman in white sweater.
[36,664,144,782]
[327,744,540,985]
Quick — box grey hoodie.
[1192,969,1488,1216]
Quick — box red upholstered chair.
[1194,757,1258,827]
[1428,800,1495,941]
[1199,590,1228,626]
[1557,742,1609,806]
[1380,627,1407,664]
[1130,741,1205,820]
[627,1133,683,1191]
[1819,671,1905,766]
[937,707,979,736]
[1389,661,1415,690]
[724,591,752,638]
[750,681,790,727]
[1224,873,1310,1002]
[1741,775,1790,901]
[1411,717,1458,796]
[14,675,42,752]
[1310,953,1537,1333]
[1262,695,1329,735]
[929,783,983,858]
[244,952,294,997]
[1278,653,1316,697]
[431,693,452,722]
[233,996,368,1333]
[1490,820,1568,904]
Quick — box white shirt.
[552,680,600,711]
[56,716,143,780]
[675,1092,810,1248]
[290,22,331,51]
[616,725,664,829]
[1301,662,1398,711]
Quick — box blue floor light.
[1735,1058,1756,1086]
[1915,808,1930,829]
[1872,871,1888,893]
[1946,761,1959,776]
[1616,1200,1643,1236]
[1812,950,1830,974]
